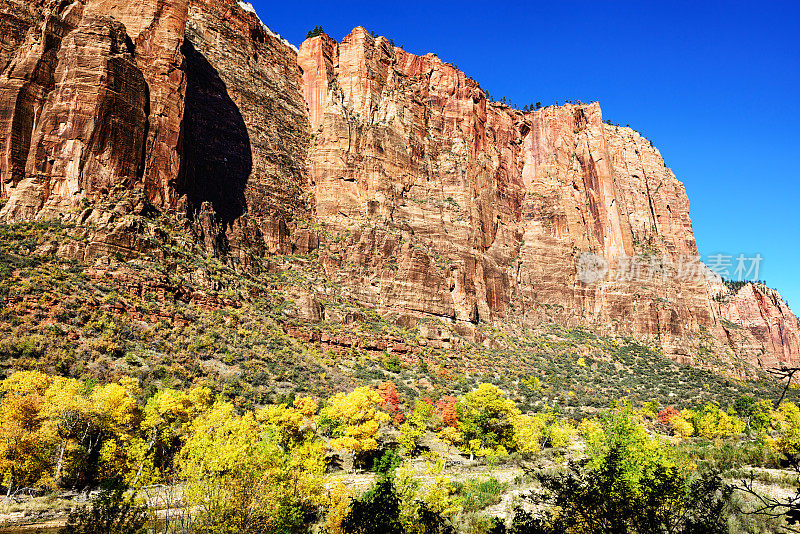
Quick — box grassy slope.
[0,201,796,414]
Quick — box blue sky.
[258,0,800,308]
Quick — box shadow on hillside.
[177,40,251,227]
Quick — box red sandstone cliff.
[717,283,800,369]
[180,0,311,261]
[296,29,738,366]
[0,0,186,220]
[0,0,312,259]
[0,2,796,373]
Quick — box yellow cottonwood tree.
[673,409,696,439]
[41,376,93,487]
[513,414,547,453]
[690,402,745,439]
[0,371,54,495]
[323,387,390,455]
[456,383,520,457]
[181,401,326,533]
[91,379,141,481]
[128,386,212,485]
[256,396,318,448]
[398,400,433,456]
[775,401,800,458]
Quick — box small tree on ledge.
[306,26,324,39]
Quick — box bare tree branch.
[767,367,800,408]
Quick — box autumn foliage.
[435,396,458,428]
[2,370,796,534]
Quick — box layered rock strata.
[0,2,795,371]
[297,28,742,366]
[718,283,800,369]
[0,0,186,220]
[180,0,311,260]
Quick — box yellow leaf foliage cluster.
[5,369,798,534]
[324,386,390,453]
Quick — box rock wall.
[0,0,186,221]
[718,283,800,369]
[297,28,755,367]
[83,0,189,210]
[0,2,796,372]
[0,0,312,260]
[180,0,311,261]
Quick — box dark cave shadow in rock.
[177,40,251,227]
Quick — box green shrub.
[506,444,732,534]
[461,477,506,512]
[343,473,454,534]
[59,482,147,534]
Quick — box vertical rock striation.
[0,0,187,220]
[718,283,800,369]
[297,28,797,370]
[0,3,795,372]
[0,0,148,220]
[180,0,310,260]
[82,0,189,210]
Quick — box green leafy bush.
[59,482,147,534]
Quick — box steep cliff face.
[512,113,722,361]
[0,0,186,221]
[296,28,747,366]
[718,283,800,369]
[0,0,311,260]
[180,0,311,260]
[0,0,39,76]
[0,2,795,373]
[84,0,189,210]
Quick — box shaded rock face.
[182,0,311,260]
[177,39,251,228]
[0,1,40,82]
[0,2,796,372]
[0,0,310,259]
[0,1,143,218]
[81,0,189,209]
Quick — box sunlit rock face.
[297,28,792,371]
[0,1,795,372]
[0,0,312,262]
[717,283,800,370]
[0,0,186,220]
